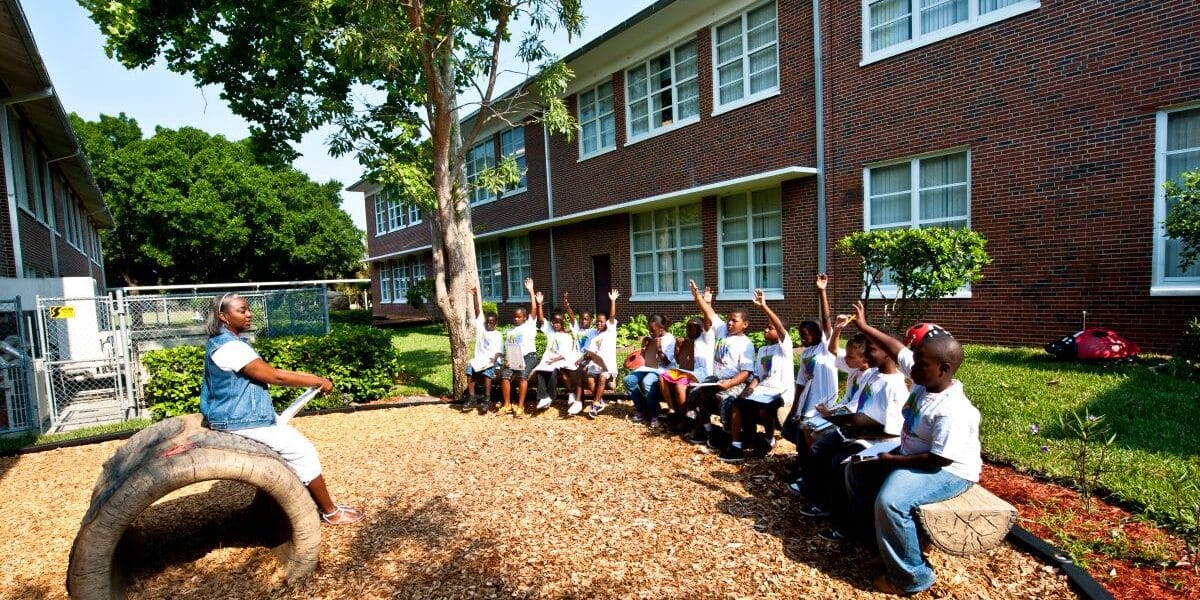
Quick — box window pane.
[632,211,653,231]
[1167,108,1200,152]
[980,0,1024,12]
[747,17,777,51]
[636,273,655,294]
[676,80,699,120]
[748,49,778,94]
[752,188,782,213]
[755,240,783,288]
[919,152,967,187]
[600,116,616,148]
[870,0,912,51]
[718,66,744,105]
[657,252,677,291]
[753,213,782,238]
[1166,150,1200,185]
[723,218,748,243]
[724,244,749,268]
[679,224,702,247]
[655,208,676,230]
[633,231,653,253]
[597,82,614,113]
[630,100,649,136]
[716,22,743,64]
[871,162,912,196]
[920,185,968,221]
[674,42,698,81]
[627,67,647,100]
[920,0,967,34]
[678,203,701,226]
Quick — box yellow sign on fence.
[48,306,75,319]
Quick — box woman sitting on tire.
[200,292,364,526]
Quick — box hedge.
[142,325,404,420]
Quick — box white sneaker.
[568,399,583,415]
[536,396,553,410]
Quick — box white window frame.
[578,80,617,160]
[505,236,532,300]
[624,39,700,145]
[406,204,422,226]
[476,240,503,301]
[860,0,1039,66]
[500,126,527,197]
[467,139,496,206]
[7,112,30,215]
[388,190,405,231]
[629,203,705,301]
[412,259,426,283]
[379,262,392,303]
[862,148,973,299]
[1152,103,1200,296]
[711,0,781,116]
[717,188,784,300]
[393,261,409,303]
[374,193,387,236]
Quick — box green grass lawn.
[387,325,1200,528]
[0,418,154,454]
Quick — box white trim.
[868,285,972,300]
[1152,102,1200,294]
[860,0,1040,66]
[623,115,701,148]
[474,165,816,241]
[577,80,618,160]
[629,203,704,297]
[366,244,433,263]
[711,88,781,118]
[577,145,617,163]
[624,38,701,144]
[711,0,781,115]
[629,294,694,302]
[716,291,784,301]
[0,108,23,277]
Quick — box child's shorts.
[660,369,696,385]
[585,364,614,377]
[500,352,537,379]
[466,364,496,379]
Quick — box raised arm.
[534,290,546,328]
[827,313,851,356]
[689,279,719,330]
[563,292,576,327]
[752,289,787,343]
[469,284,482,319]
[852,300,905,359]
[608,288,619,322]
[524,277,538,325]
[816,274,833,338]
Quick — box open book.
[469,355,498,372]
[841,439,901,464]
[278,387,322,426]
[746,385,787,404]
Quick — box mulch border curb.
[1,401,1122,599]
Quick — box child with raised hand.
[463,284,504,413]
[563,292,596,355]
[821,314,870,415]
[685,279,755,446]
[569,289,620,418]
[836,301,981,596]
[533,291,578,411]
[793,274,838,417]
[718,288,793,463]
[658,316,711,430]
[498,277,542,418]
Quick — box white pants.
[234,423,323,485]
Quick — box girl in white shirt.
[568,289,620,417]
[463,285,503,412]
[497,278,541,417]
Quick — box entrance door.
[592,254,611,314]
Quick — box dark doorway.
[592,254,611,314]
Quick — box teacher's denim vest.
[199,329,275,431]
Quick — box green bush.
[481,301,499,317]
[1179,317,1200,363]
[617,314,649,347]
[330,309,373,326]
[141,325,403,420]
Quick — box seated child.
[685,279,755,445]
[836,302,981,596]
[622,314,675,426]
[781,274,838,457]
[498,277,542,418]
[533,292,579,411]
[658,316,712,429]
[569,289,620,418]
[463,284,503,412]
[719,288,794,463]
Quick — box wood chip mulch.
[0,403,1076,599]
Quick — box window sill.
[471,197,499,208]
[867,288,973,300]
[860,1,1040,67]
[1150,285,1200,297]
[501,187,528,199]
[624,116,700,149]
[578,145,618,163]
[629,293,695,302]
[716,290,784,301]
[711,88,781,118]
[19,206,51,229]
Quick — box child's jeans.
[534,369,559,401]
[624,370,661,418]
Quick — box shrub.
[141,325,403,420]
[330,309,373,326]
[481,301,498,317]
[617,314,649,347]
[1178,317,1200,363]
[1164,169,1200,272]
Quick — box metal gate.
[0,297,36,434]
[35,295,136,433]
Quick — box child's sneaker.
[798,503,831,518]
[514,406,526,418]
[687,428,709,445]
[649,417,661,429]
[818,528,849,543]
[786,479,807,498]
[496,405,514,416]
[718,445,745,463]
[460,397,477,412]
[587,400,606,419]
[631,412,645,423]
[536,395,553,410]
[568,396,583,416]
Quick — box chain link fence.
[0,297,36,434]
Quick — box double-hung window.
[500,126,527,195]
[374,193,388,236]
[713,1,779,111]
[407,205,422,226]
[578,81,616,158]
[388,190,404,231]
[506,236,532,299]
[412,259,426,283]
[863,0,1039,63]
[625,40,699,141]
[719,188,783,296]
[476,241,503,301]
[380,263,393,303]
[393,261,409,302]
[865,150,971,291]
[7,112,29,213]
[630,203,704,297]
[1153,105,1200,293]
[467,140,496,206]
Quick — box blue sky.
[22,0,657,230]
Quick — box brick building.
[2,0,110,296]
[356,0,1200,351]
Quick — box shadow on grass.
[390,323,453,397]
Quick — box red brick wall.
[372,252,434,320]
[365,191,434,259]
[469,120,551,235]
[820,0,1200,351]
[0,139,12,278]
[17,211,51,275]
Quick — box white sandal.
[320,505,365,526]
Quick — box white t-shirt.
[752,333,795,405]
[795,334,838,416]
[690,338,713,381]
[854,370,910,436]
[472,314,504,364]
[573,322,598,355]
[541,329,577,365]
[710,322,756,380]
[830,349,868,410]
[505,319,539,356]
[634,332,677,373]
[584,320,619,374]
[896,348,982,482]
[211,339,260,372]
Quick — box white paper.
[505,343,526,370]
[802,415,835,432]
[746,385,786,404]
[277,387,322,426]
[841,439,901,464]
[469,355,497,372]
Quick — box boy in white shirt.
[837,301,981,596]
[497,277,542,418]
[685,279,755,446]
[533,292,580,411]
[785,274,838,431]
[568,289,620,418]
[463,284,504,413]
[719,289,793,463]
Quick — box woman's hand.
[317,377,334,395]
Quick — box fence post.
[321,283,330,334]
[114,289,137,419]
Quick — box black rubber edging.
[0,401,443,458]
[1007,525,1114,600]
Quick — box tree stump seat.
[67,414,321,599]
[916,484,1017,556]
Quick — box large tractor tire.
[67,414,321,599]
